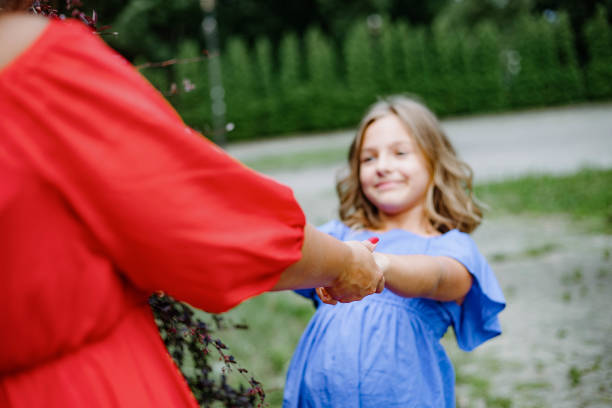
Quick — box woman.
[0,3,383,406]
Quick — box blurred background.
[67,0,611,406]
[82,0,612,144]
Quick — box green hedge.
[154,9,611,142]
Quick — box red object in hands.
[368,237,380,244]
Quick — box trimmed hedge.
[158,10,611,142]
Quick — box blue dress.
[283,220,506,408]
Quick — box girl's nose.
[375,153,392,175]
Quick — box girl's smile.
[374,180,403,190]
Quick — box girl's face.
[359,114,432,216]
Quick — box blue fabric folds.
[427,230,506,351]
[284,220,506,408]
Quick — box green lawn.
[475,167,612,233]
[242,146,347,172]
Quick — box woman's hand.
[317,239,385,305]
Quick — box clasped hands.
[317,239,390,305]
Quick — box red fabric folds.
[0,19,305,407]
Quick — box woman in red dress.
[0,3,384,406]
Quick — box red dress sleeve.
[0,19,305,313]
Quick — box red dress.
[0,19,305,407]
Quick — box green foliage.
[138,62,170,96]
[584,5,612,99]
[433,26,472,115]
[433,0,533,35]
[475,168,612,233]
[172,40,211,134]
[253,37,279,135]
[467,23,505,112]
[107,0,202,61]
[379,22,406,95]
[552,12,585,103]
[124,8,611,141]
[213,292,316,406]
[397,26,432,103]
[277,33,309,133]
[222,37,258,141]
[304,27,345,129]
[344,21,378,111]
[507,15,560,107]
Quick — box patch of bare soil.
[446,216,612,408]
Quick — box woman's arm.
[375,253,473,304]
[272,223,385,303]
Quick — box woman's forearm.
[273,223,349,290]
[272,223,383,302]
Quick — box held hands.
[317,238,387,305]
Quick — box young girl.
[283,96,506,408]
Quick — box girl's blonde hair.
[337,95,482,234]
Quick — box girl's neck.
[375,206,440,237]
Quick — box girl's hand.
[373,252,390,274]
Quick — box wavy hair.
[337,95,482,233]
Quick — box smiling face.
[358,114,432,217]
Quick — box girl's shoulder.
[317,219,352,240]
[426,229,481,259]
[434,228,474,245]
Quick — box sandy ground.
[451,216,612,408]
[226,103,612,407]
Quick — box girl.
[283,96,506,407]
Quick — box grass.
[446,343,514,408]
[242,147,347,172]
[489,242,559,264]
[475,167,612,233]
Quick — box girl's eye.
[396,150,409,156]
[360,156,374,163]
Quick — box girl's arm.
[375,253,473,304]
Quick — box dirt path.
[450,216,612,408]
[227,102,612,185]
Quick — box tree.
[434,26,472,114]
[584,5,612,98]
[466,22,505,112]
[172,39,211,134]
[107,0,203,62]
[397,25,432,104]
[507,15,559,107]
[222,37,258,141]
[252,36,278,135]
[277,32,308,133]
[304,27,344,128]
[552,11,584,102]
[344,21,379,112]
[434,0,534,35]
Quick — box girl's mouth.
[375,180,401,190]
